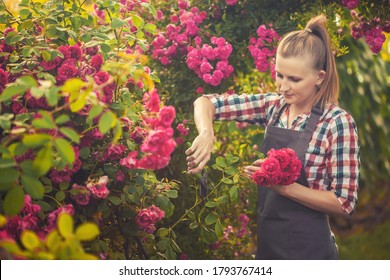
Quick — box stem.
[0,0,20,24]
[106,9,121,53]
[77,0,87,12]
[168,172,240,232]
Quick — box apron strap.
[293,103,324,161]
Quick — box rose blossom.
[158,106,176,128]
[135,205,165,233]
[46,204,75,232]
[70,183,91,206]
[90,54,104,70]
[251,169,270,185]
[252,148,302,186]
[120,151,139,169]
[87,176,110,199]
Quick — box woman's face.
[275,53,325,112]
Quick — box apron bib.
[256,103,338,260]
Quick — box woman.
[185,15,360,260]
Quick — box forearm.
[276,183,350,218]
[185,97,216,174]
[193,96,216,135]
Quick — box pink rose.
[261,156,280,174]
[87,176,109,199]
[135,205,165,233]
[252,170,270,186]
[158,106,176,128]
[46,204,75,232]
[120,151,139,169]
[71,183,91,206]
[91,54,104,70]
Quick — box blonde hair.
[277,15,339,107]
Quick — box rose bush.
[0,0,389,260]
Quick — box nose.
[279,79,290,92]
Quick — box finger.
[245,166,261,172]
[253,159,264,166]
[188,153,210,170]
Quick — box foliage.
[0,0,389,260]
[0,213,100,259]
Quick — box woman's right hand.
[185,130,215,174]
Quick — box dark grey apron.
[256,103,339,260]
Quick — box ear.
[316,70,326,86]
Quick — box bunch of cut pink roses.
[252,148,302,186]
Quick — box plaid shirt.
[205,92,360,215]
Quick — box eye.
[276,73,283,79]
[289,77,301,82]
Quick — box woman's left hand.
[244,159,264,178]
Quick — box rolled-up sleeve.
[203,92,281,126]
[326,113,360,215]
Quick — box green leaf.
[98,110,115,134]
[144,23,157,34]
[59,182,70,191]
[62,78,85,94]
[0,113,13,131]
[0,168,19,186]
[217,195,228,204]
[54,138,75,165]
[32,145,53,176]
[46,231,61,252]
[140,2,157,18]
[21,175,44,199]
[215,221,223,239]
[32,118,56,129]
[21,230,41,251]
[165,244,177,260]
[157,228,169,238]
[189,221,198,229]
[32,112,56,129]
[229,185,239,202]
[0,215,6,227]
[16,76,37,88]
[75,223,100,241]
[0,84,27,102]
[216,157,227,168]
[205,213,218,225]
[131,15,144,29]
[58,213,74,238]
[221,177,234,185]
[86,105,103,124]
[41,50,52,62]
[111,18,126,29]
[165,190,178,198]
[19,8,31,20]
[108,195,121,205]
[45,86,60,107]
[60,127,80,144]
[3,186,25,216]
[200,226,217,244]
[22,134,52,148]
[155,194,174,217]
[170,239,181,253]
[55,114,70,125]
[0,158,16,169]
[205,201,218,208]
[55,190,65,201]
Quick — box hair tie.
[305,27,313,33]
